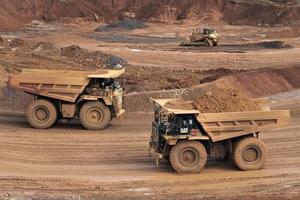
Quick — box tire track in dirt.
[0,114,299,199]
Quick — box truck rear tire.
[169,141,207,173]
[233,137,267,171]
[26,99,57,129]
[79,101,111,130]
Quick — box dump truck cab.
[151,101,203,154]
[8,68,125,130]
[150,99,290,173]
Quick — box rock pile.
[95,19,149,32]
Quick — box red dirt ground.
[0,0,299,31]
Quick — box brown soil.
[125,66,239,93]
[60,45,116,68]
[165,99,194,110]
[1,35,300,113]
[225,66,300,98]
[0,0,299,31]
[193,88,261,113]
[165,88,261,113]
[0,114,299,199]
[0,7,299,200]
[0,37,238,93]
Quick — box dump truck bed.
[8,68,125,102]
[153,99,290,142]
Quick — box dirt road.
[20,22,300,70]
[0,113,299,199]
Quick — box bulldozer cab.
[203,28,216,35]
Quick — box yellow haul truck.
[8,68,125,130]
[150,99,290,173]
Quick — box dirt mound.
[60,45,85,58]
[95,18,149,32]
[193,88,261,113]
[226,66,300,97]
[124,66,236,93]
[165,99,194,110]
[165,88,261,113]
[8,38,29,48]
[33,42,54,51]
[60,45,127,68]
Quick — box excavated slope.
[0,0,299,31]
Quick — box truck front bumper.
[116,109,125,117]
[149,147,163,165]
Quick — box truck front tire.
[233,137,267,171]
[26,99,57,129]
[79,101,111,130]
[170,141,207,173]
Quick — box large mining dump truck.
[150,99,290,173]
[8,68,125,130]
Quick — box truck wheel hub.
[88,109,102,122]
[35,108,48,121]
[180,149,198,166]
[243,146,260,162]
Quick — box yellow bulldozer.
[180,27,219,47]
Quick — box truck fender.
[166,138,178,146]
[102,96,113,106]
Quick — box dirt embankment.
[125,65,300,113]
[222,0,300,26]
[0,0,116,31]
[225,66,300,97]
[0,0,299,31]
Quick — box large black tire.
[169,141,207,173]
[26,99,57,129]
[204,38,213,47]
[233,137,267,171]
[79,101,111,130]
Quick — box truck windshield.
[168,115,196,135]
[102,78,121,89]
